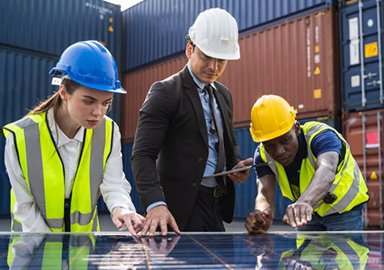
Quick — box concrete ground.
[0,214,294,232]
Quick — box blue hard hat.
[49,40,126,94]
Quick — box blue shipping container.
[0,0,122,66]
[0,47,57,128]
[122,0,336,71]
[341,0,384,111]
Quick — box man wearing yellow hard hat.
[245,95,369,232]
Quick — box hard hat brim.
[198,46,240,60]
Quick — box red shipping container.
[343,109,384,228]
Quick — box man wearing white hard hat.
[132,8,253,235]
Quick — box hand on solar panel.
[245,209,273,234]
[283,202,313,228]
[141,205,181,236]
[111,207,145,236]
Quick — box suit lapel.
[181,67,209,147]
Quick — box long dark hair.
[28,79,81,115]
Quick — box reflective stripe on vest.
[3,112,113,231]
[260,121,368,216]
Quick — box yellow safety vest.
[259,121,369,216]
[3,112,113,232]
[280,234,369,270]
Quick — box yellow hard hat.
[249,95,297,142]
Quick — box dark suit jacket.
[131,66,241,230]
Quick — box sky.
[103,0,144,11]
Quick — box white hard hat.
[188,8,240,60]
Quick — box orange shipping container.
[343,109,384,228]
[121,7,340,141]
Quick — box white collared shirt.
[4,109,135,232]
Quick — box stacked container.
[121,0,340,218]
[341,0,384,228]
[122,0,336,72]
[0,0,122,215]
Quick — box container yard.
[0,1,383,268]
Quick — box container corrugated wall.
[343,109,384,228]
[221,7,340,126]
[122,0,336,71]
[0,0,122,61]
[0,48,57,128]
[121,7,340,141]
[341,0,384,111]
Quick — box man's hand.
[111,207,145,236]
[141,205,180,236]
[245,209,273,234]
[283,202,313,228]
[228,158,254,184]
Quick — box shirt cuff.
[146,201,167,212]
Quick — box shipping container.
[221,7,341,126]
[122,0,336,71]
[0,47,57,129]
[0,0,122,64]
[343,109,383,228]
[341,0,384,111]
[121,8,340,141]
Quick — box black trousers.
[183,187,225,232]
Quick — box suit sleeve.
[131,82,174,209]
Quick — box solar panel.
[0,232,382,269]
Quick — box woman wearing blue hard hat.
[3,40,144,234]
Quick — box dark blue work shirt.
[253,128,342,198]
